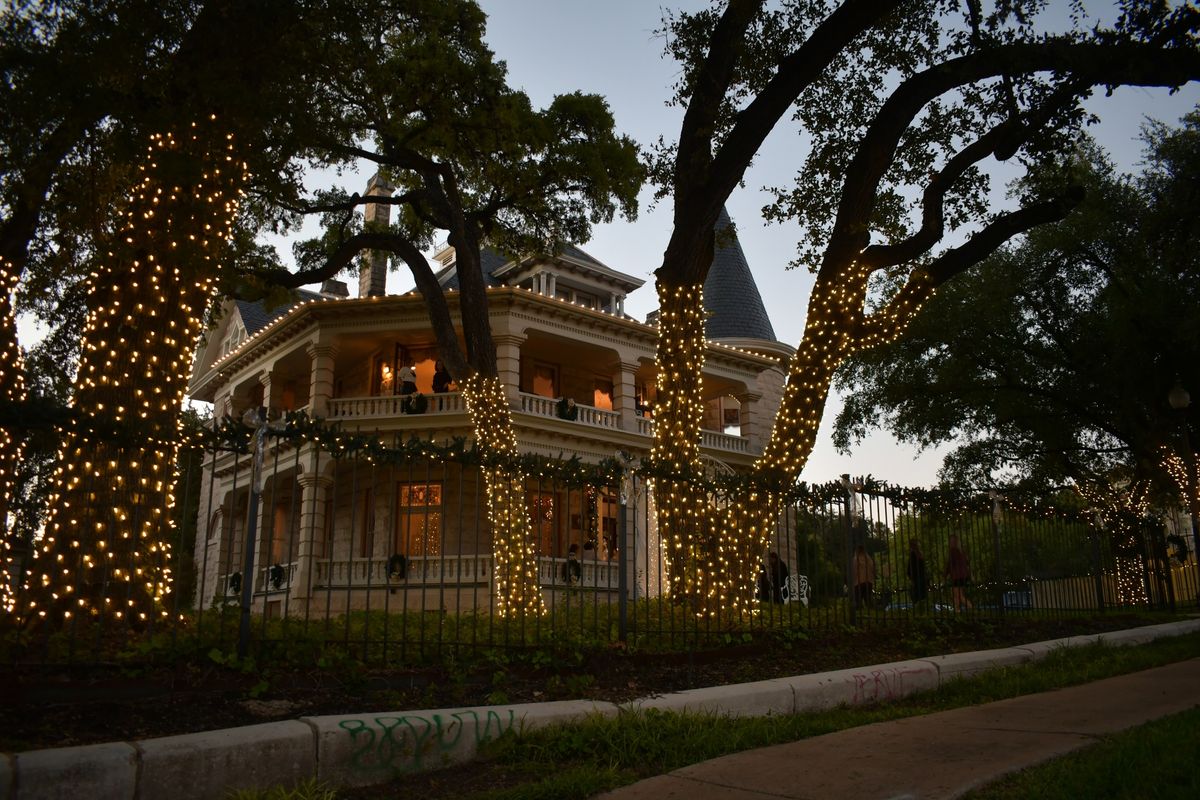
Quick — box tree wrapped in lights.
[254,0,641,616]
[0,259,26,611]
[1079,479,1153,606]
[20,120,246,625]
[646,0,1200,616]
[460,375,543,615]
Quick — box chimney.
[360,173,394,298]
[319,279,349,299]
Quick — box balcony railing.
[326,391,465,420]
[518,392,620,429]
[319,391,749,454]
[310,554,621,590]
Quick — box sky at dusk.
[17,1,1200,487]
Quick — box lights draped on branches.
[1077,480,1152,605]
[19,118,247,626]
[459,374,545,617]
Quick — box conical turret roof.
[703,208,777,341]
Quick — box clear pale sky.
[17,1,1200,487]
[470,0,1200,487]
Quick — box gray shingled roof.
[704,208,777,341]
[437,248,510,290]
[234,289,324,335]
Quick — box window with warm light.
[395,482,443,557]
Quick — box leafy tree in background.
[833,116,1200,495]
[248,0,642,615]
[644,0,1200,616]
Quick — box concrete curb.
[5,619,1197,800]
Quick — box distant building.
[186,188,791,614]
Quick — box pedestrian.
[760,551,789,603]
[945,533,973,611]
[432,360,453,393]
[853,544,875,607]
[398,360,417,396]
[907,538,928,606]
[562,543,582,585]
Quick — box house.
[186,197,793,616]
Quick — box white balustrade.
[313,554,492,588]
[326,392,464,420]
[700,428,751,453]
[518,393,620,429]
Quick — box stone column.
[290,467,333,614]
[547,273,557,298]
[614,360,639,431]
[737,391,763,450]
[493,333,526,406]
[259,368,285,415]
[307,342,338,418]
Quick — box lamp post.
[1167,381,1200,607]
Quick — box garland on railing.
[7,402,1114,519]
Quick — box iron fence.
[3,422,1198,667]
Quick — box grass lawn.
[328,631,1200,799]
[963,705,1200,799]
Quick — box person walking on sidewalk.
[946,533,973,611]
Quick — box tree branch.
[824,38,1200,269]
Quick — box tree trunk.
[21,121,244,626]
[0,259,26,613]
[458,373,544,617]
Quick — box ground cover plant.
[335,631,1200,800]
[0,610,1184,752]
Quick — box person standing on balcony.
[398,361,417,396]
[432,360,453,393]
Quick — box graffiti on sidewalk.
[339,708,517,775]
[851,666,931,704]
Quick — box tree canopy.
[833,114,1200,491]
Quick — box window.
[593,378,613,411]
[527,490,558,556]
[221,323,245,358]
[531,362,558,398]
[395,482,442,557]
[265,504,292,563]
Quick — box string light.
[0,258,26,613]
[19,118,247,625]
[459,373,545,617]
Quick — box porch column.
[291,469,333,612]
[493,333,525,406]
[614,360,639,432]
[259,368,285,415]
[546,273,557,298]
[737,391,763,450]
[307,342,338,418]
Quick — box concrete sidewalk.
[600,657,1200,800]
